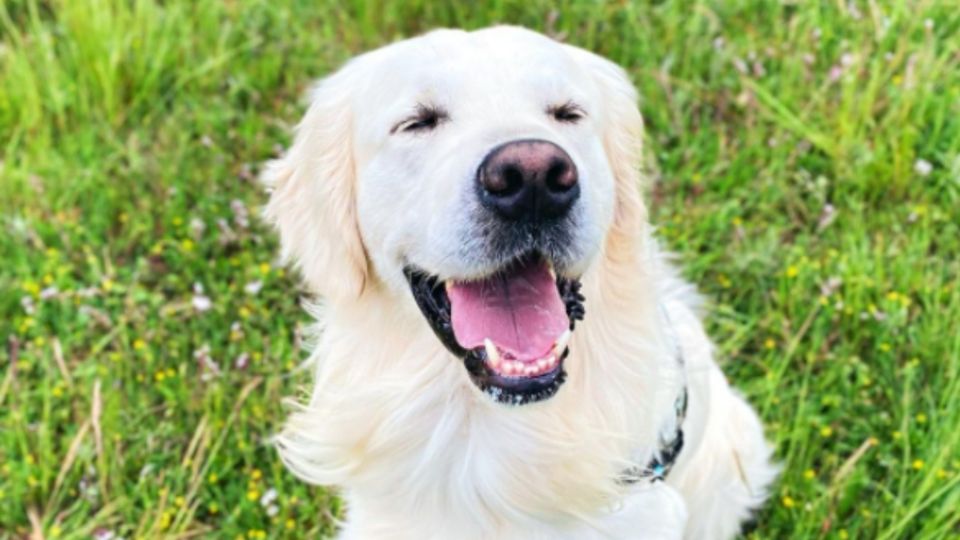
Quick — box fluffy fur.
[264,26,777,539]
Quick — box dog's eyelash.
[391,106,449,134]
[548,102,586,123]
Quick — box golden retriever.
[263,26,777,539]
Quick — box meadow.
[1,1,958,538]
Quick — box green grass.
[1,0,958,538]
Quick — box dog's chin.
[404,252,585,405]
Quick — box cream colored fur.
[264,26,777,539]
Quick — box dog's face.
[265,27,644,406]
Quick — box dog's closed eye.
[391,104,449,135]
[548,101,586,124]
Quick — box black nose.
[477,139,579,221]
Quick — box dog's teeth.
[536,358,548,370]
[545,355,557,368]
[552,329,572,356]
[484,338,500,366]
[502,362,515,375]
[524,365,538,376]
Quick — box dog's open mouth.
[404,253,585,405]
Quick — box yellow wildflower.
[22,280,40,295]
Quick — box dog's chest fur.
[277,257,694,538]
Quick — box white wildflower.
[828,65,843,82]
[260,487,278,507]
[192,284,212,312]
[93,529,117,540]
[244,280,263,296]
[914,159,932,177]
[234,352,249,370]
[817,203,837,231]
[40,287,59,300]
[190,217,206,239]
[820,277,843,297]
[20,296,35,315]
[231,199,250,229]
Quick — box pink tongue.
[447,260,569,361]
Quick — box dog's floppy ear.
[262,68,368,300]
[568,47,647,249]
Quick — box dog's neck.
[277,238,684,531]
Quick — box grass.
[1,0,958,538]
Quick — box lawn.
[1,0,958,538]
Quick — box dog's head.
[264,26,645,405]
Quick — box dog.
[263,26,777,539]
